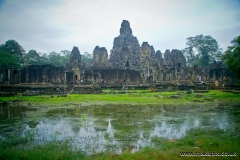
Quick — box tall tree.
[0,40,25,66]
[48,51,62,66]
[38,52,49,64]
[0,50,21,68]
[59,50,71,65]
[182,46,195,67]
[24,49,42,65]
[184,35,222,66]
[222,36,240,85]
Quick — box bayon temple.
[0,20,237,92]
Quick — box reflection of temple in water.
[0,105,28,120]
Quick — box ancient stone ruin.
[155,50,164,64]
[164,49,186,67]
[109,20,141,70]
[0,20,238,93]
[91,46,108,66]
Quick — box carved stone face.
[120,20,132,35]
[110,20,141,69]
[92,46,108,66]
[70,46,81,64]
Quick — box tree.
[182,46,195,67]
[184,35,222,66]
[48,50,71,67]
[48,51,62,66]
[0,50,21,68]
[0,40,25,66]
[38,52,49,65]
[222,36,240,85]
[59,50,70,65]
[24,49,42,65]
[81,52,93,64]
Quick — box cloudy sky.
[0,0,240,55]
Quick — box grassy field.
[0,90,240,106]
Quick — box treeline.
[0,40,92,68]
[181,34,240,85]
[181,34,223,67]
[222,36,240,85]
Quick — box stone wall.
[0,69,21,84]
[20,65,65,84]
[82,68,141,85]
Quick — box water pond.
[0,103,239,155]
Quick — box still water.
[0,104,239,155]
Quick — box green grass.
[88,129,240,160]
[0,141,85,160]
[1,129,238,160]
[0,90,240,107]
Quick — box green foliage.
[81,114,87,120]
[0,39,25,66]
[48,51,63,66]
[0,39,72,68]
[38,52,50,64]
[48,50,70,67]
[222,36,240,85]
[60,50,71,64]
[24,50,70,67]
[24,49,45,65]
[182,46,195,67]
[23,49,71,67]
[81,52,93,65]
[0,50,21,68]
[0,39,94,68]
[183,35,222,67]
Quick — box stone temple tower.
[69,46,81,81]
[70,46,81,64]
[109,20,141,70]
[92,46,108,66]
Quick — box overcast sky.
[0,0,240,55]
